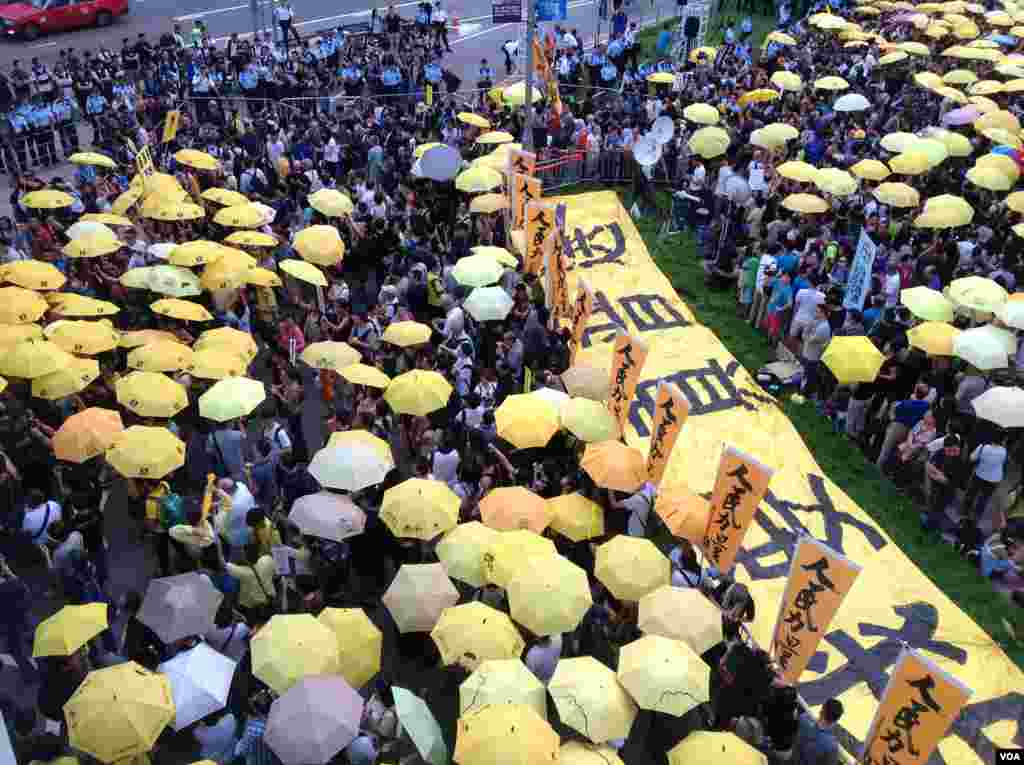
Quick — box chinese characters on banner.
[645,382,690,488]
[701,446,774,573]
[569,279,595,364]
[769,535,862,684]
[507,149,537,178]
[607,330,649,431]
[843,229,878,311]
[861,648,973,765]
[135,146,155,186]
[525,201,556,275]
[512,170,541,229]
[545,203,571,319]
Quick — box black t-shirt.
[929,449,966,493]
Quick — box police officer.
[52,94,78,157]
[85,90,108,144]
[29,96,55,166]
[341,58,363,97]
[477,58,494,92]
[9,106,30,170]
[585,45,606,87]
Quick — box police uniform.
[477,63,494,91]
[29,101,55,166]
[341,64,363,97]
[53,98,79,155]
[10,106,33,168]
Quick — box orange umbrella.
[478,487,553,533]
[52,407,124,464]
[581,441,647,492]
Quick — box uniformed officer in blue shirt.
[477,58,494,91]
[29,96,55,166]
[607,34,625,72]
[586,46,606,87]
[600,59,618,86]
[341,59,363,97]
[9,106,30,169]
[380,63,402,95]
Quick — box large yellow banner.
[555,191,1022,765]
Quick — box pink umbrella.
[265,676,364,765]
[942,106,982,126]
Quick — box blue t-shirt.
[863,306,882,331]
[768,281,793,313]
[893,398,929,428]
[777,253,799,274]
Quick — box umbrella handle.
[200,473,216,523]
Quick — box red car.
[0,0,129,40]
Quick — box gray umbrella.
[138,572,223,645]
[265,676,364,765]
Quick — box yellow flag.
[513,173,542,229]
[525,201,555,275]
[607,330,649,432]
[701,446,774,573]
[645,382,690,488]
[162,110,181,144]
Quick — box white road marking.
[176,2,268,21]
[457,21,481,35]
[29,42,58,48]
[195,0,418,25]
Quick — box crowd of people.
[1,0,1022,765]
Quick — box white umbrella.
[464,286,514,322]
[971,386,1024,428]
[952,324,1017,370]
[308,444,393,492]
[148,242,178,261]
[289,491,367,542]
[0,706,15,765]
[833,93,871,112]
[67,221,116,241]
[138,572,224,644]
[159,642,237,730]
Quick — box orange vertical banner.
[701,446,774,574]
[506,148,537,178]
[514,172,541,229]
[606,330,649,432]
[861,648,973,765]
[645,382,690,488]
[525,201,555,275]
[569,279,594,364]
[769,535,862,684]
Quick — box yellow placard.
[770,536,862,684]
[702,446,774,574]
[513,172,542,229]
[553,191,1022,764]
[162,109,181,144]
[135,146,155,184]
[569,278,595,364]
[525,201,555,275]
[607,330,648,432]
[425,84,433,106]
[862,649,972,765]
[645,382,689,488]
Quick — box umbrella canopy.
[340,363,391,389]
[508,553,592,636]
[782,193,829,214]
[150,298,213,323]
[908,322,961,356]
[459,112,492,128]
[596,536,671,602]
[465,286,515,322]
[469,194,509,214]
[201,188,249,207]
[309,442,392,492]
[116,371,189,418]
[561,364,611,400]
[460,659,546,719]
[49,293,119,318]
[972,386,1024,428]
[289,491,367,542]
[770,70,803,91]
[581,441,647,492]
[175,148,219,170]
[559,397,621,442]
[300,340,361,371]
[386,370,453,416]
[69,151,117,168]
[453,254,505,287]
[168,240,227,267]
[618,635,709,717]
[251,614,341,695]
[477,130,516,144]
[395,687,449,765]
[873,182,920,207]
[914,194,975,228]
[549,657,638,743]
[380,478,460,540]
[687,126,731,158]
[213,203,264,228]
[0,339,70,379]
[3,260,66,290]
[777,160,819,182]
[953,324,1017,369]
[484,529,557,589]
[479,486,552,533]
[280,259,328,286]
[106,426,185,479]
[822,336,885,384]
[431,602,525,670]
[902,286,956,322]
[833,92,871,111]
[382,563,459,633]
[159,643,236,731]
[187,347,248,380]
[294,225,345,266]
[65,662,175,764]
[22,189,74,209]
[559,743,624,765]
[0,286,49,324]
[307,188,355,217]
[31,357,100,400]
[948,275,1009,312]
[813,168,858,196]
[52,407,124,464]
[814,75,850,90]
[682,102,720,125]
[127,341,195,372]
[265,676,363,765]
[456,166,503,192]
[668,732,767,765]
[382,320,432,347]
[33,603,108,658]
[327,429,392,463]
[317,608,382,689]
[547,492,605,542]
[455,704,557,765]
[198,377,266,422]
[0,323,41,347]
[436,521,501,588]
[119,329,181,349]
[138,572,223,644]
[639,585,723,654]
[226,230,278,247]
[999,299,1024,329]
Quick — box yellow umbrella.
[293,225,345,267]
[340,362,390,389]
[150,298,214,323]
[736,88,780,106]
[851,159,892,181]
[667,732,767,765]
[455,705,559,765]
[307,188,355,217]
[458,112,492,128]
[196,327,258,363]
[187,347,248,380]
[65,662,175,764]
[460,659,546,719]
[63,235,123,259]
[765,30,797,45]
[225,230,278,247]
[1007,190,1024,213]
[81,212,132,226]
[116,371,188,418]
[968,165,1015,190]
[943,68,978,84]
[3,260,65,290]
[469,194,509,214]
[900,40,933,56]
[414,141,444,159]
[386,369,453,416]
[881,131,920,153]
[437,521,500,587]
[33,602,109,657]
[471,245,518,267]
[251,614,341,694]
[494,393,559,448]
[317,608,382,690]
[976,152,1021,183]
[127,342,194,373]
[618,635,709,717]
[146,202,205,222]
[814,75,850,90]
[106,425,185,479]
[647,72,676,84]
[69,151,116,169]
[549,657,638,743]
[22,189,74,209]
[547,493,604,542]
[431,602,524,670]
[889,151,931,174]
[119,329,182,349]
[0,340,71,378]
[822,336,885,383]
[381,478,460,540]
[479,486,552,533]
[814,167,858,196]
[777,160,819,182]
[902,286,956,322]
[300,340,361,370]
[210,203,262,228]
[770,70,803,91]
[197,377,265,422]
[913,138,950,168]
[327,429,392,465]
[581,440,646,492]
[976,109,1022,133]
[809,10,847,28]
[782,193,829,213]
[174,148,220,171]
[0,322,42,347]
[948,275,1009,311]
[879,50,910,64]
[918,193,976,227]
[484,529,557,589]
[201,187,249,207]
[1004,78,1024,92]
[46,320,120,355]
[382,320,432,347]
[983,127,1023,148]
[638,585,723,654]
[508,553,592,636]
[168,240,226,267]
[908,321,961,356]
[558,743,624,765]
[0,286,50,325]
[456,166,504,192]
[595,536,670,602]
[559,397,620,442]
[688,45,718,62]
[970,79,1006,95]
[873,182,920,207]
[246,267,283,288]
[200,264,249,292]
[111,186,143,215]
[383,562,459,633]
[687,126,731,159]
[279,259,328,287]
[682,102,721,125]
[935,85,969,103]
[477,130,516,145]
[924,127,973,157]
[32,357,99,400]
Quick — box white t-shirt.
[714,165,735,197]
[432,449,460,484]
[748,160,767,192]
[884,272,901,306]
[755,255,777,292]
[793,288,826,325]
[23,500,62,541]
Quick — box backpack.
[160,492,186,530]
